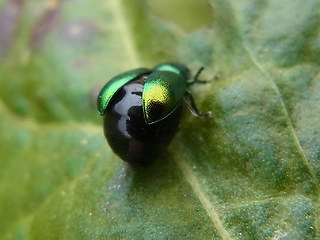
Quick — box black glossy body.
[103,77,182,166]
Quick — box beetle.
[97,63,211,166]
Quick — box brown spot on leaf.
[29,2,61,51]
[0,0,23,58]
[73,58,88,68]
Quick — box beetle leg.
[183,92,212,118]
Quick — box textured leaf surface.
[0,0,319,239]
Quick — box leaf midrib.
[175,158,233,240]
[109,0,140,68]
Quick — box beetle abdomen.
[103,78,182,166]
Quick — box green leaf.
[0,0,319,239]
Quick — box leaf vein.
[0,99,101,133]
[243,45,320,200]
[109,0,140,68]
[175,158,233,240]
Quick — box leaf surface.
[0,0,319,239]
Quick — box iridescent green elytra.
[97,68,149,115]
[142,70,186,124]
[97,63,210,124]
[97,63,211,166]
